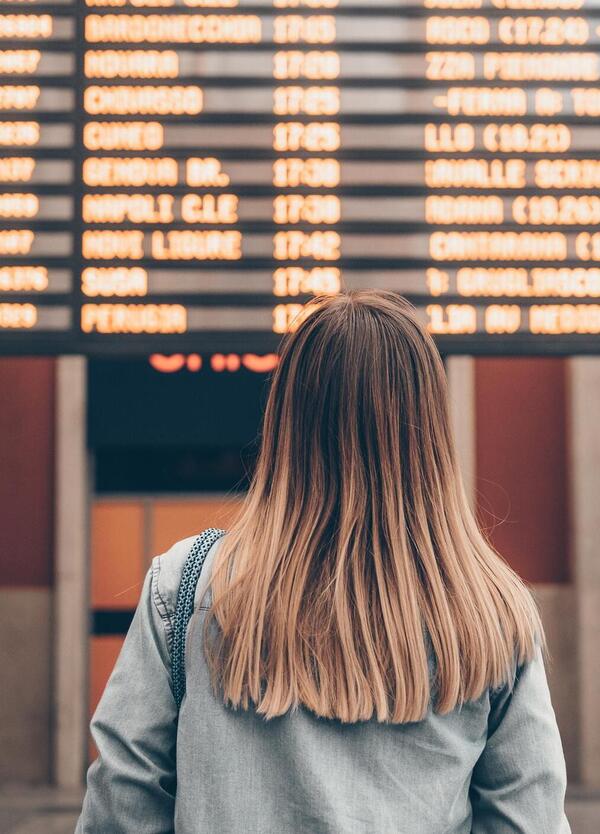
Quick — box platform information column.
[0,1,75,348]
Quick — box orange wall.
[88,495,243,761]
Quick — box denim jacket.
[75,534,571,834]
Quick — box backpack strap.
[172,527,226,710]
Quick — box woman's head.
[206,290,542,723]
[261,291,458,540]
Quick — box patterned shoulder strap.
[172,527,226,710]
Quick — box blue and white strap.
[171,527,226,710]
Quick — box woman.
[76,290,570,833]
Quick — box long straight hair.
[204,290,542,723]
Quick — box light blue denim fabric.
[75,535,571,834]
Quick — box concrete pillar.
[446,355,476,508]
[569,357,600,788]
[53,356,89,787]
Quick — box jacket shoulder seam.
[151,556,174,654]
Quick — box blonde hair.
[204,290,542,723]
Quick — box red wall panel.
[474,357,569,584]
[0,358,55,587]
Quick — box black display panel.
[1,0,600,355]
[88,356,268,491]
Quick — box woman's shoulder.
[150,531,226,619]
[150,534,198,617]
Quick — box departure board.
[2,0,600,355]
